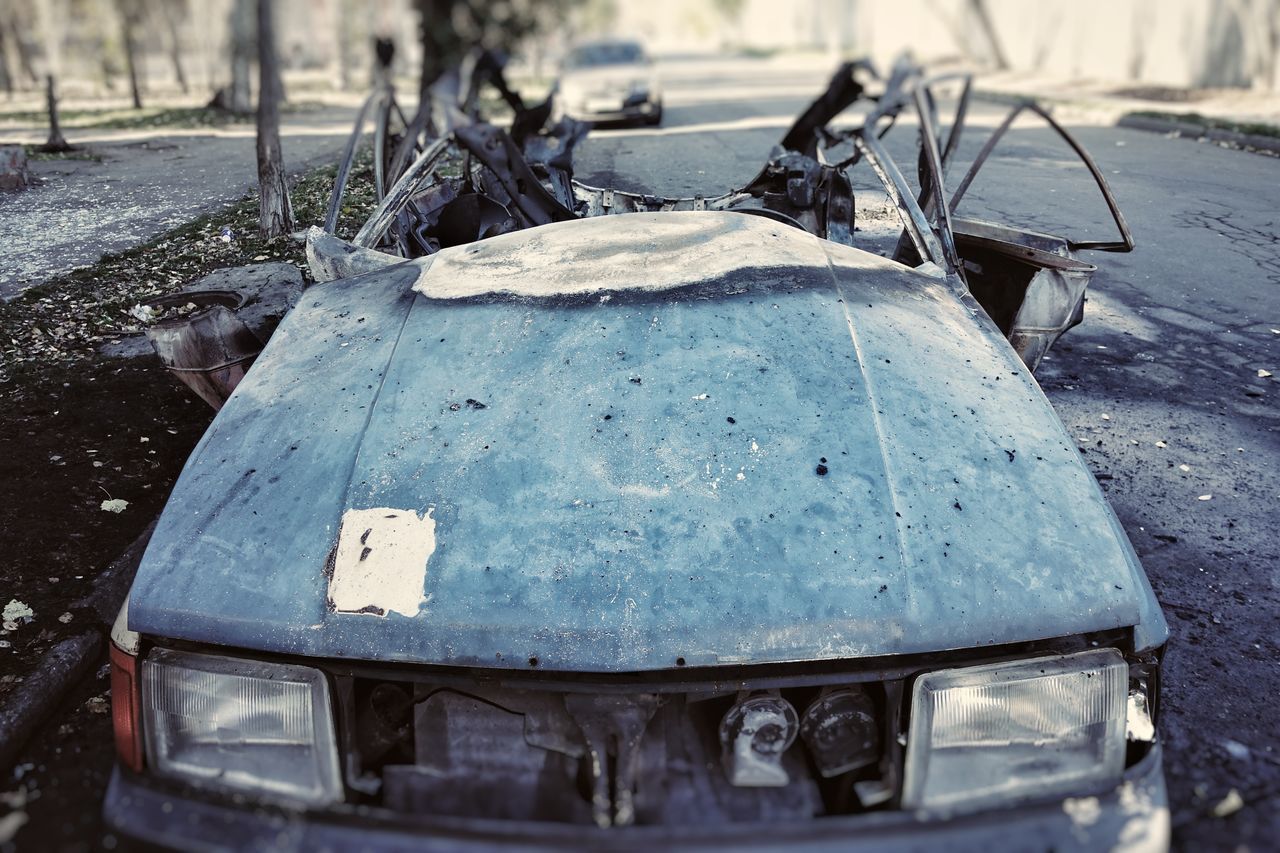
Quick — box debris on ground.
[0,809,29,843]
[1222,739,1250,761]
[1210,788,1244,818]
[0,146,376,380]
[2,600,34,626]
[0,145,381,707]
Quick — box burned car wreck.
[104,58,1169,850]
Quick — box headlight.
[902,648,1127,812]
[142,649,343,805]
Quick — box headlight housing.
[142,649,343,805]
[902,648,1127,812]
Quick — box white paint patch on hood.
[409,212,823,301]
[328,507,436,617]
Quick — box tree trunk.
[966,0,1010,71]
[413,0,460,128]
[40,74,72,153]
[118,0,144,109]
[0,24,13,98]
[256,0,293,238]
[9,19,41,86]
[336,0,353,91]
[159,0,190,94]
[228,0,255,114]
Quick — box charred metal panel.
[951,219,1098,372]
[305,226,403,283]
[128,213,1164,669]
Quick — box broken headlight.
[141,648,343,805]
[902,648,1127,812]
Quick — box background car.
[554,38,663,126]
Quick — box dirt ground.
[0,357,212,690]
[0,135,379,694]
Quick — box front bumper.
[103,744,1169,852]
[564,95,660,123]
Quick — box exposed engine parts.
[346,677,894,827]
[719,693,800,788]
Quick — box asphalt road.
[7,57,1277,851]
[0,107,358,300]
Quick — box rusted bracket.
[563,694,659,828]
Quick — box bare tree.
[0,21,13,98]
[410,0,580,128]
[256,0,293,237]
[116,0,145,108]
[966,0,1009,71]
[32,0,73,149]
[1227,0,1280,91]
[3,5,41,89]
[711,0,746,48]
[335,0,359,91]
[40,74,73,152]
[156,0,190,94]
[924,0,1009,71]
[35,0,67,82]
[210,0,255,113]
[412,0,463,127]
[88,0,122,94]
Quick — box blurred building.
[2,0,1275,99]
[600,0,1279,91]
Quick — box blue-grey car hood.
[129,212,1165,671]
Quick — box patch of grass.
[0,145,379,384]
[1129,110,1280,140]
[0,101,328,131]
[82,106,250,130]
[22,144,103,162]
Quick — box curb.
[1114,114,1280,155]
[973,88,1280,155]
[0,521,155,774]
[0,632,102,772]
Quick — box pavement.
[3,56,1278,851]
[0,105,359,300]
[972,68,1280,129]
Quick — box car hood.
[129,212,1164,671]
